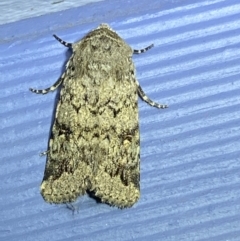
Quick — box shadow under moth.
[30,23,167,208]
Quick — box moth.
[30,24,167,208]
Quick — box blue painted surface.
[0,0,103,25]
[1,0,240,240]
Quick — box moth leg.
[134,43,167,108]
[29,74,65,94]
[53,34,72,48]
[40,150,49,156]
[133,44,154,54]
[66,203,79,215]
[137,81,168,109]
[29,35,74,94]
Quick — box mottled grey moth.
[30,23,167,208]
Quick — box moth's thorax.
[73,25,132,61]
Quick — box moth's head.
[97,23,112,30]
[84,23,126,46]
[95,23,118,36]
[73,23,132,58]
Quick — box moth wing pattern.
[31,24,167,208]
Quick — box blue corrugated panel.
[1,0,240,240]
